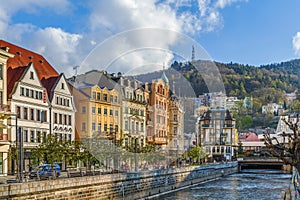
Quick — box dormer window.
[30,71,34,79]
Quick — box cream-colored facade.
[45,74,76,142]
[117,77,147,148]
[0,47,14,175]
[196,109,238,161]
[8,63,50,173]
[168,95,184,155]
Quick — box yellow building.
[72,84,121,141]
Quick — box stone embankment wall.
[0,162,238,200]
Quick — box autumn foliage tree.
[264,115,300,172]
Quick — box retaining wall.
[0,162,238,200]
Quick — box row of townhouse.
[0,40,185,175]
[0,40,76,175]
[69,70,185,154]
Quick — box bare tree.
[264,115,300,173]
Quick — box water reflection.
[158,170,291,200]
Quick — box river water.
[158,170,291,200]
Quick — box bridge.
[238,157,287,171]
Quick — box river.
[157,170,291,200]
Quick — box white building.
[7,63,50,172]
[42,74,76,143]
[262,103,283,115]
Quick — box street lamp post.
[9,114,23,182]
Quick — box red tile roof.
[245,133,260,142]
[0,40,59,80]
[41,75,60,101]
[7,66,27,98]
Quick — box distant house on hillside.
[262,103,283,115]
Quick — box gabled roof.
[41,75,60,101]
[7,66,28,97]
[0,40,59,80]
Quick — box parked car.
[29,163,61,179]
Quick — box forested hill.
[135,59,300,107]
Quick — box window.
[61,83,65,89]
[26,89,29,97]
[104,124,107,131]
[92,123,96,131]
[37,131,41,143]
[110,95,113,102]
[40,111,46,122]
[54,113,58,123]
[109,124,113,132]
[82,106,86,113]
[39,92,42,99]
[30,71,34,79]
[24,130,28,142]
[98,123,101,132]
[68,115,72,125]
[92,107,96,114]
[141,110,144,116]
[92,91,96,99]
[68,134,72,141]
[104,108,107,115]
[30,90,34,98]
[30,130,35,142]
[98,107,101,115]
[114,96,118,103]
[59,114,62,124]
[115,110,118,116]
[30,108,34,120]
[23,107,28,120]
[35,91,38,99]
[64,114,67,125]
[97,92,100,100]
[125,121,128,130]
[141,123,144,132]
[103,94,107,101]
[115,125,118,133]
[136,122,139,131]
[20,87,24,96]
[36,110,41,122]
[82,122,86,131]
[110,109,113,116]
[16,106,21,118]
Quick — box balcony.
[146,136,154,142]
[153,136,168,145]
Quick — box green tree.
[187,145,207,164]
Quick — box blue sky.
[1,0,300,76]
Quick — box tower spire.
[191,45,195,61]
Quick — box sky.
[1,0,300,77]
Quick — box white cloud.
[0,0,246,77]
[30,27,82,72]
[293,32,300,56]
